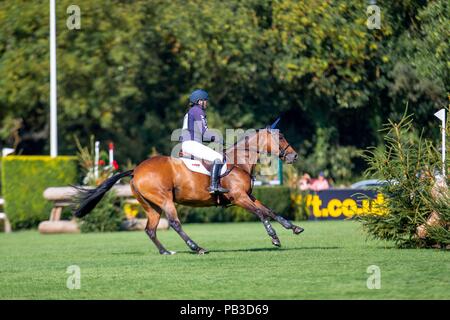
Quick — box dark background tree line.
[0,0,448,182]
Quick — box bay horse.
[73,124,304,254]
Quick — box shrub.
[359,111,449,248]
[290,189,312,221]
[79,191,125,233]
[1,156,78,229]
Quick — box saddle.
[178,152,227,176]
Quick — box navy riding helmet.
[189,89,209,104]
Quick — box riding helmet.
[189,89,209,104]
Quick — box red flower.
[113,160,119,170]
[98,159,105,166]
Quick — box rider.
[181,89,229,194]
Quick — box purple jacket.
[186,104,208,142]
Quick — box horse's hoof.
[293,226,304,235]
[161,250,176,255]
[197,248,209,255]
[272,238,281,247]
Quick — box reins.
[220,129,290,178]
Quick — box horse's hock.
[40,184,169,234]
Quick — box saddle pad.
[180,158,227,176]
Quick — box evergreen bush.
[359,111,449,248]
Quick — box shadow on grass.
[111,251,146,255]
[110,247,341,256]
[180,246,341,254]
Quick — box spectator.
[298,173,312,191]
[310,171,330,191]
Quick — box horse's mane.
[224,128,261,152]
[224,128,283,152]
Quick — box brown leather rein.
[220,143,291,179]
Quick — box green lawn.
[0,221,448,299]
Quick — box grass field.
[0,220,448,299]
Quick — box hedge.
[177,186,297,223]
[1,156,78,229]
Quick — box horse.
[73,122,304,254]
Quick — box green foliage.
[296,127,361,184]
[1,156,78,229]
[421,192,450,247]
[388,0,449,123]
[400,0,449,96]
[79,191,124,233]
[252,186,293,216]
[0,0,448,183]
[290,190,311,221]
[359,111,449,248]
[177,186,296,223]
[74,135,116,186]
[73,136,125,232]
[268,1,393,108]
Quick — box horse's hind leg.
[164,202,208,254]
[144,206,174,255]
[131,183,173,255]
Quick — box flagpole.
[442,116,446,178]
[50,0,58,157]
[434,109,446,178]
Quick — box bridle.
[224,131,293,161]
[222,137,293,178]
[279,141,292,161]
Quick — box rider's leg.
[181,140,228,193]
[208,159,229,194]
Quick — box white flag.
[434,109,446,122]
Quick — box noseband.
[279,142,292,160]
[229,140,292,160]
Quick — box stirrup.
[208,186,229,194]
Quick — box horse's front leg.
[234,195,281,247]
[251,196,304,235]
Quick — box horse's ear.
[270,117,281,129]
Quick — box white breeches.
[181,140,223,162]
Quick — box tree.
[0,0,447,183]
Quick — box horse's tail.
[72,170,134,218]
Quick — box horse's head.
[263,129,298,164]
[264,118,298,164]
